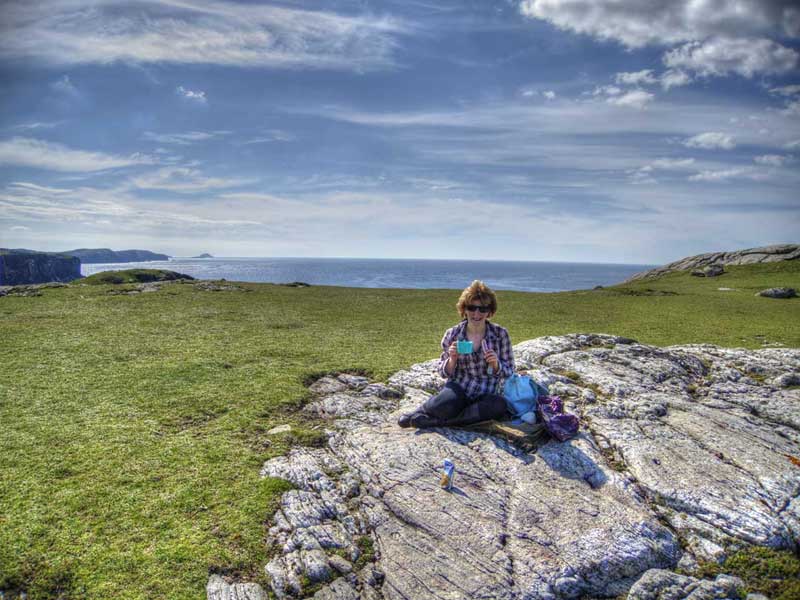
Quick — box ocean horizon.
[81,256,658,293]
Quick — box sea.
[80,257,656,293]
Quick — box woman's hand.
[445,342,458,376]
[448,342,458,360]
[483,347,500,370]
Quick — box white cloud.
[0,137,154,172]
[660,69,692,90]
[651,158,696,169]
[664,37,798,78]
[130,167,254,192]
[593,85,622,96]
[683,132,736,150]
[142,130,230,145]
[241,130,295,145]
[627,157,696,184]
[754,154,788,166]
[688,167,766,182]
[10,225,30,231]
[50,75,78,97]
[520,2,799,81]
[308,95,800,160]
[769,84,800,96]
[10,121,62,131]
[0,0,406,72]
[8,182,72,195]
[519,0,800,49]
[615,70,657,85]
[592,83,653,109]
[543,90,556,100]
[0,181,261,230]
[627,169,657,185]
[607,90,654,110]
[784,139,800,150]
[176,86,207,103]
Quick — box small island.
[192,253,214,258]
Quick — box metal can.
[440,459,455,491]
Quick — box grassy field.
[1,262,799,599]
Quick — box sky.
[0,0,799,265]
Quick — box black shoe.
[410,413,441,429]
[397,413,414,428]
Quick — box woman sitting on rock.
[398,280,515,428]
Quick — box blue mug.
[456,340,473,354]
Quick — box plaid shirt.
[437,320,515,398]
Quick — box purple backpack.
[536,396,579,442]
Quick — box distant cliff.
[0,249,82,285]
[62,248,170,263]
[624,243,800,283]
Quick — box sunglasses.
[466,305,490,313]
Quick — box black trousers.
[420,381,510,426]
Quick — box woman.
[398,280,515,428]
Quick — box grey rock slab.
[304,392,397,425]
[388,358,443,393]
[207,575,268,600]
[513,334,637,369]
[257,339,800,599]
[626,569,744,600]
[329,554,354,574]
[337,373,371,390]
[309,376,350,395]
[266,552,304,598]
[329,423,678,599]
[563,344,800,553]
[542,343,706,400]
[312,577,360,600]
[261,447,343,493]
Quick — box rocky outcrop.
[61,248,169,263]
[625,244,800,283]
[0,249,81,285]
[0,282,69,297]
[240,335,800,600]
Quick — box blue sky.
[1,0,798,264]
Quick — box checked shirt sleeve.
[437,326,458,379]
[494,326,515,378]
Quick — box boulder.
[756,287,797,299]
[692,265,725,277]
[244,335,800,599]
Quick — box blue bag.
[503,374,548,424]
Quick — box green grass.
[1,262,799,598]
[694,546,800,600]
